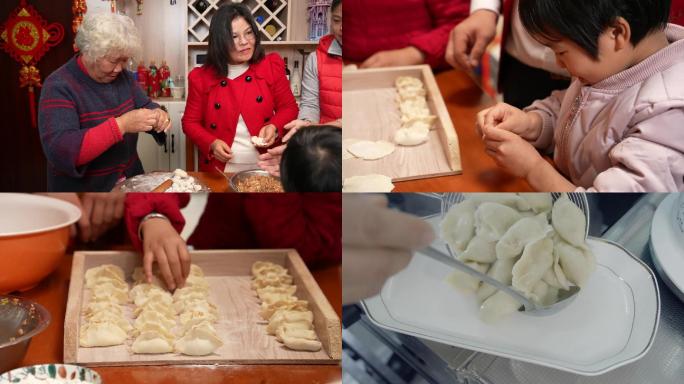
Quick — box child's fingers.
[143,250,155,284]
[155,249,176,291]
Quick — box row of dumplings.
[80,265,131,347]
[439,193,595,323]
[129,265,222,355]
[251,261,322,352]
[393,76,437,147]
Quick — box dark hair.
[332,0,342,12]
[280,125,341,192]
[206,3,265,77]
[519,0,670,58]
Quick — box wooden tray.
[342,65,462,182]
[64,250,341,366]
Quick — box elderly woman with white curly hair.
[38,12,170,191]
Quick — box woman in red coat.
[345,0,470,70]
[125,193,341,290]
[182,3,298,172]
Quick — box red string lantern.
[0,0,64,128]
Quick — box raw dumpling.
[79,321,128,347]
[518,193,553,213]
[256,285,297,299]
[495,213,549,259]
[511,237,553,294]
[551,194,586,247]
[343,174,394,192]
[394,124,429,146]
[555,239,595,287]
[476,258,516,303]
[131,331,174,354]
[252,261,288,277]
[347,140,395,160]
[282,335,322,352]
[479,290,521,323]
[275,325,318,343]
[439,199,478,253]
[459,236,497,263]
[134,310,176,331]
[267,310,314,335]
[174,323,223,356]
[445,261,489,292]
[475,202,523,241]
[260,300,308,321]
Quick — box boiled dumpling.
[469,194,530,211]
[495,213,549,259]
[555,239,595,287]
[528,280,560,306]
[459,236,497,263]
[479,290,521,323]
[440,199,478,253]
[551,193,586,247]
[542,235,573,290]
[445,261,489,292]
[476,258,516,303]
[518,193,553,213]
[475,202,522,241]
[511,237,553,294]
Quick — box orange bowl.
[0,194,80,294]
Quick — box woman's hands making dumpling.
[342,194,435,304]
[139,217,191,291]
[258,123,277,147]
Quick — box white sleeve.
[470,0,502,14]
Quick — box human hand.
[258,124,277,147]
[446,9,498,70]
[477,103,542,141]
[283,119,312,142]
[151,108,172,133]
[210,139,233,163]
[78,192,125,242]
[342,194,435,304]
[257,144,286,177]
[140,217,190,291]
[115,108,158,134]
[482,125,546,179]
[360,46,426,69]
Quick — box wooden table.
[393,69,533,192]
[190,172,231,192]
[15,252,341,383]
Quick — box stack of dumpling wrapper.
[393,76,437,146]
[80,265,132,347]
[129,264,222,355]
[251,261,322,352]
[440,193,595,322]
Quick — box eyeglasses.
[233,29,256,44]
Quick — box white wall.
[85,0,186,78]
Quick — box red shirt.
[344,0,470,69]
[182,53,298,171]
[125,193,341,268]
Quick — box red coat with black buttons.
[182,53,299,171]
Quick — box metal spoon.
[420,246,580,316]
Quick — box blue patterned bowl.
[0,364,101,383]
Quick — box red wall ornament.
[0,0,65,128]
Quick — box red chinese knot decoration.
[0,0,65,128]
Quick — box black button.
[214,103,221,109]
[210,123,217,129]
[256,96,263,103]
[220,80,227,87]
[246,76,252,82]
[204,159,209,164]
[264,117,270,122]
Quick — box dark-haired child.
[478,0,684,192]
[280,126,341,192]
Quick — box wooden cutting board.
[342,65,462,182]
[63,250,341,366]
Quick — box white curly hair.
[75,12,142,63]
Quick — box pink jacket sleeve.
[408,0,470,69]
[524,88,568,153]
[581,109,684,192]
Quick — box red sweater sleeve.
[243,193,341,268]
[124,193,190,250]
[76,117,123,166]
[409,0,470,69]
[181,69,216,154]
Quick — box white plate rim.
[361,237,660,376]
[649,194,684,302]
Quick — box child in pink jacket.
[477,0,684,192]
